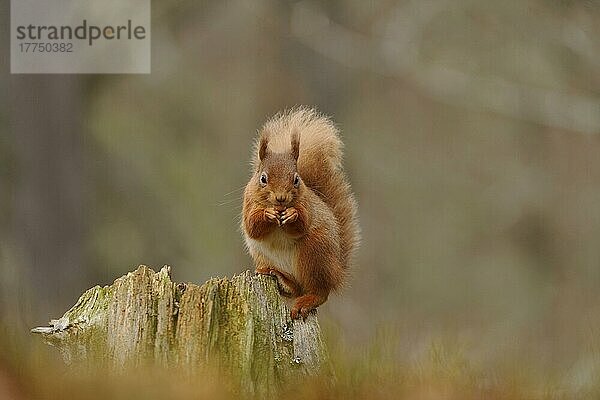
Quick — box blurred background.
[1,0,600,395]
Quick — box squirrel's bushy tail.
[256,107,360,269]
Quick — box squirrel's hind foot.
[290,294,327,320]
[255,266,301,298]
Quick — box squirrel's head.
[255,131,303,209]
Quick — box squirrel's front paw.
[280,207,298,225]
[264,207,281,226]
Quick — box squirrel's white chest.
[245,229,298,274]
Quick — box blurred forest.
[2,0,600,397]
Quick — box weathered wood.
[32,265,329,396]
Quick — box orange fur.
[242,107,360,319]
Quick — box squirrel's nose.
[275,194,286,203]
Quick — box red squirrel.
[242,107,360,319]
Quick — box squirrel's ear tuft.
[258,135,269,161]
[291,131,300,161]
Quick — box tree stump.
[31,265,329,397]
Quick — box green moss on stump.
[32,266,329,396]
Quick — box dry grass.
[1,322,592,400]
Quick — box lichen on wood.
[32,265,329,396]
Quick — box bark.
[31,265,329,397]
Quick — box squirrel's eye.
[293,173,300,188]
[260,172,268,185]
